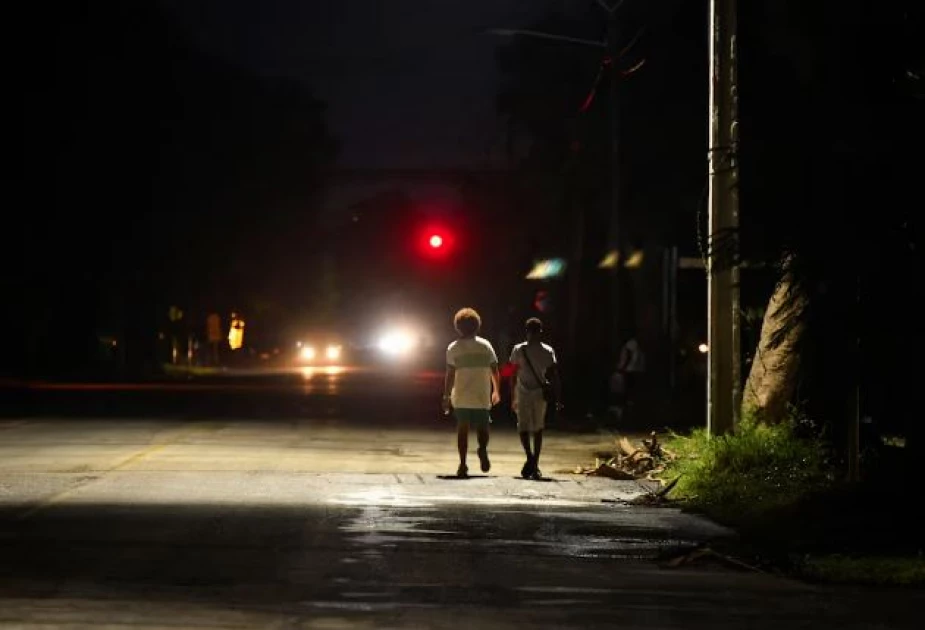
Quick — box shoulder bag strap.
[522,345,545,388]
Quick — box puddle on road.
[341,507,456,539]
[330,487,635,509]
[338,501,699,563]
[329,487,435,509]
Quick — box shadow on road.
[0,501,706,611]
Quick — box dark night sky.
[159,0,577,170]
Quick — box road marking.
[13,421,225,521]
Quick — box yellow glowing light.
[624,250,644,269]
[302,365,345,380]
[598,250,619,269]
[228,317,245,350]
[326,345,342,361]
[301,346,316,361]
[698,343,709,354]
[598,249,644,269]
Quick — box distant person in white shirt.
[509,317,560,480]
[442,308,501,478]
[610,330,645,419]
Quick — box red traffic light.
[415,223,456,260]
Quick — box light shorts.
[514,388,547,433]
[454,408,492,429]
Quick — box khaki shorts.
[514,389,547,433]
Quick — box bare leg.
[519,432,532,459]
[476,425,491,472]
[457,424,468,470]
[519,432,534,478]
[527,431,545,479]
[477,426,490,451]
[533,431,544,467]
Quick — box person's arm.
[490,364,501,407]
[617,344,630,372]
[549,348,562,406]
[548,364,562,401]
[442,365,456,414]
[509,371,518,409]
[508,348,519,409]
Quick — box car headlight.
[377,330,415,356]
[326,345,342,361]
[301,346,316,361]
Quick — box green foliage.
[662,414,832,524]
[800,555,925,586]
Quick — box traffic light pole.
[707,0,741,436]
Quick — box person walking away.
[442,308,501,478]
[509,317,560,480]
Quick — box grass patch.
[658,416,925,585]
[661,415,832,524]
[161,363,224,377]
[800,555,925,586]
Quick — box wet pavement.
[1,375,922,628]
[2,469,921,629]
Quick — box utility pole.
[707,0,740,436]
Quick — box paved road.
[1,371,921,628]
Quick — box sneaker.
[477,447,491,473]
[456,463,468,478]
[521,456,535,479]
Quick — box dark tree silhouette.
[6,0,337,378]
[737,0,923,463]
[495,0,923,455]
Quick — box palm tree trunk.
[742,268,807,424]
